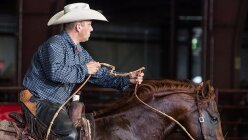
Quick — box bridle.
[196,102,208,140]
[195,85,216,140]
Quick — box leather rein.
[45,63,144,140]
[45,63,198,140]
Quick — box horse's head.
[185,81,224,140]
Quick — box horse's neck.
[94,93,194,140]
[150,93,197,136]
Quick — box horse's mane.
[94,80,215,118]
[137,79,198,96]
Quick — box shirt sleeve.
[80,47,131,90]
[88,67,131,91]
[39,42,88,84]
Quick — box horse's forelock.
[197,80,216,102]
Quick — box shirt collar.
[61,31,83,53]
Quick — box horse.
[93,80,224,140]
[0,79,224,140]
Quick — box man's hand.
[86,61,100,74]
[129,71,144,84]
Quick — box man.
[21,2,144,140]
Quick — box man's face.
[78,20,93,42]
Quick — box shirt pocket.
[65,50,76,66]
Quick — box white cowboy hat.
[47,3,108,26]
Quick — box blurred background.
[0,0,248,139]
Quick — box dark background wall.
[1,0,248,138]
[19,0,248,89]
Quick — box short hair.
[64,22,76,30]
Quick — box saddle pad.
[0,120,16,132]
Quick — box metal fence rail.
[216,89,248,140]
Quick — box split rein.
[45,63,145,140]
[45,63,195,140]
[133,84,195,140]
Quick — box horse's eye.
[211,117,218,124]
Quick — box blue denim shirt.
[23,31,130,104]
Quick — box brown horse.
[0,80,224,140]
[93,80,224,140]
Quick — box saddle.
[8,90,94,140]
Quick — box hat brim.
[47,9,108,26]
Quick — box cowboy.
[21,2,144,140]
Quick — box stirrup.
[8,112,25,128]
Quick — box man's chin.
[82,38,89,42]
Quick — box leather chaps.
[20,90,78,140]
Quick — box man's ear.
[75,23,81,32]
